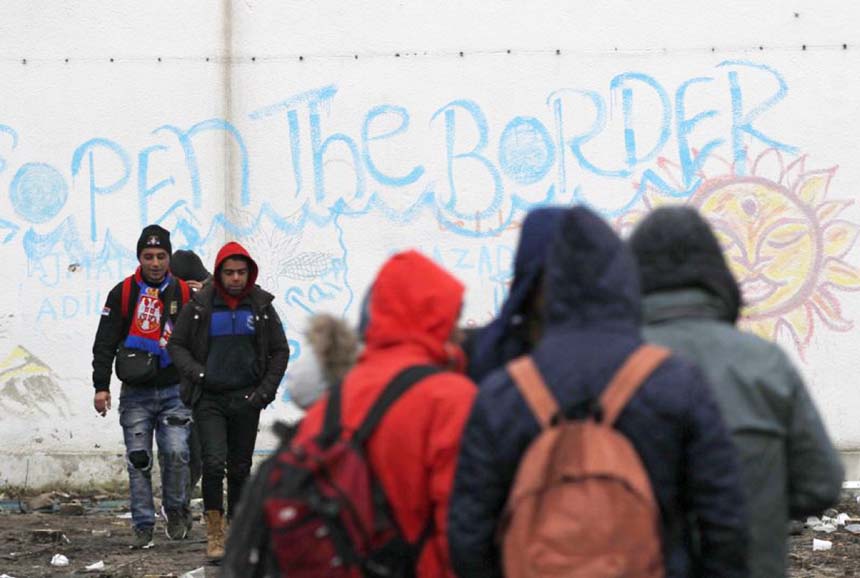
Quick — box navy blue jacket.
[467,207,565,383]
[449,207,748,578]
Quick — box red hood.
[364,250,465,363]
[213,241,258,308]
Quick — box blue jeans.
[118,383,191,531]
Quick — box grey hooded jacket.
[643,288,844,578]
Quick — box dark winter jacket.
[631,205,844,578]
[204,292,261,392]
[168,242,290,408]
[467,207,565,383]
[449,207,748,578]
[642,289,844,578]
[91,269,189,391]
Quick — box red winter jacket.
[294,250,477,578]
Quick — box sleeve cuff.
[94,384,110,393]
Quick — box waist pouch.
[115,345,158,385]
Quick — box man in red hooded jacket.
[291,250,477,578]
[169,241,290,560]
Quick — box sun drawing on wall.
[630,148,860,355]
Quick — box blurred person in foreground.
[449,206,748,578]
[466,207,565,383]
[223,250,475,577]
[630,205,844,578]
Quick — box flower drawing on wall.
[632,149,860,355]
[229,208,336,291]
[229,208,353,337]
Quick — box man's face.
[139,248,169,284]
[220,257,250,296]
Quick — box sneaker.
[130,526,154,549]
[163,506,189,540]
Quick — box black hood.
[544,206,641,328]
[171,249,210,282]
[628,206,741,323]
[468,206,566,381]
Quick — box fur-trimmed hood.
[287,313,359,409]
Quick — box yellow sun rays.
[626,148,860,356]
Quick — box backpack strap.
[318,366,442,448]
[318,382,344,447]
[600,344,671,426]
[507,356,559,430]
[353,365,442,445]
[120,275,134,320]
[178,278,191,305]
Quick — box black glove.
[245,390,268,410]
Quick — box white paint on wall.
[1,0,859,486]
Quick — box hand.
[245,391,267,410]
[186,280,204,292]
[94,391,111,416]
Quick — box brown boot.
[204,510,225,560]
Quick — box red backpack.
[260,365,441,578]
[500,345,670,578]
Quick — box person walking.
[167,248,212,530]
[278,250,476,578]
[91,224,193,548]
[449,206,748,578]
[629,205,844,578]
[168,241,290,560]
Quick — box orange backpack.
[500,345,670,578]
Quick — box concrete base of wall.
[3,450,860,491]
[0,451,274,492]
[0,452,128,491]
[840,450,860,483]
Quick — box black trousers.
[194,389,261,516]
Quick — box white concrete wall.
[2,0,860,486]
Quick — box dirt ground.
[2,492,860,577]
[0,497,217,578]
[788,495,860,577]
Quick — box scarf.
[124,270,174,368]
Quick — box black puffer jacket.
[449,206,748,578]
[168,244,289,408]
